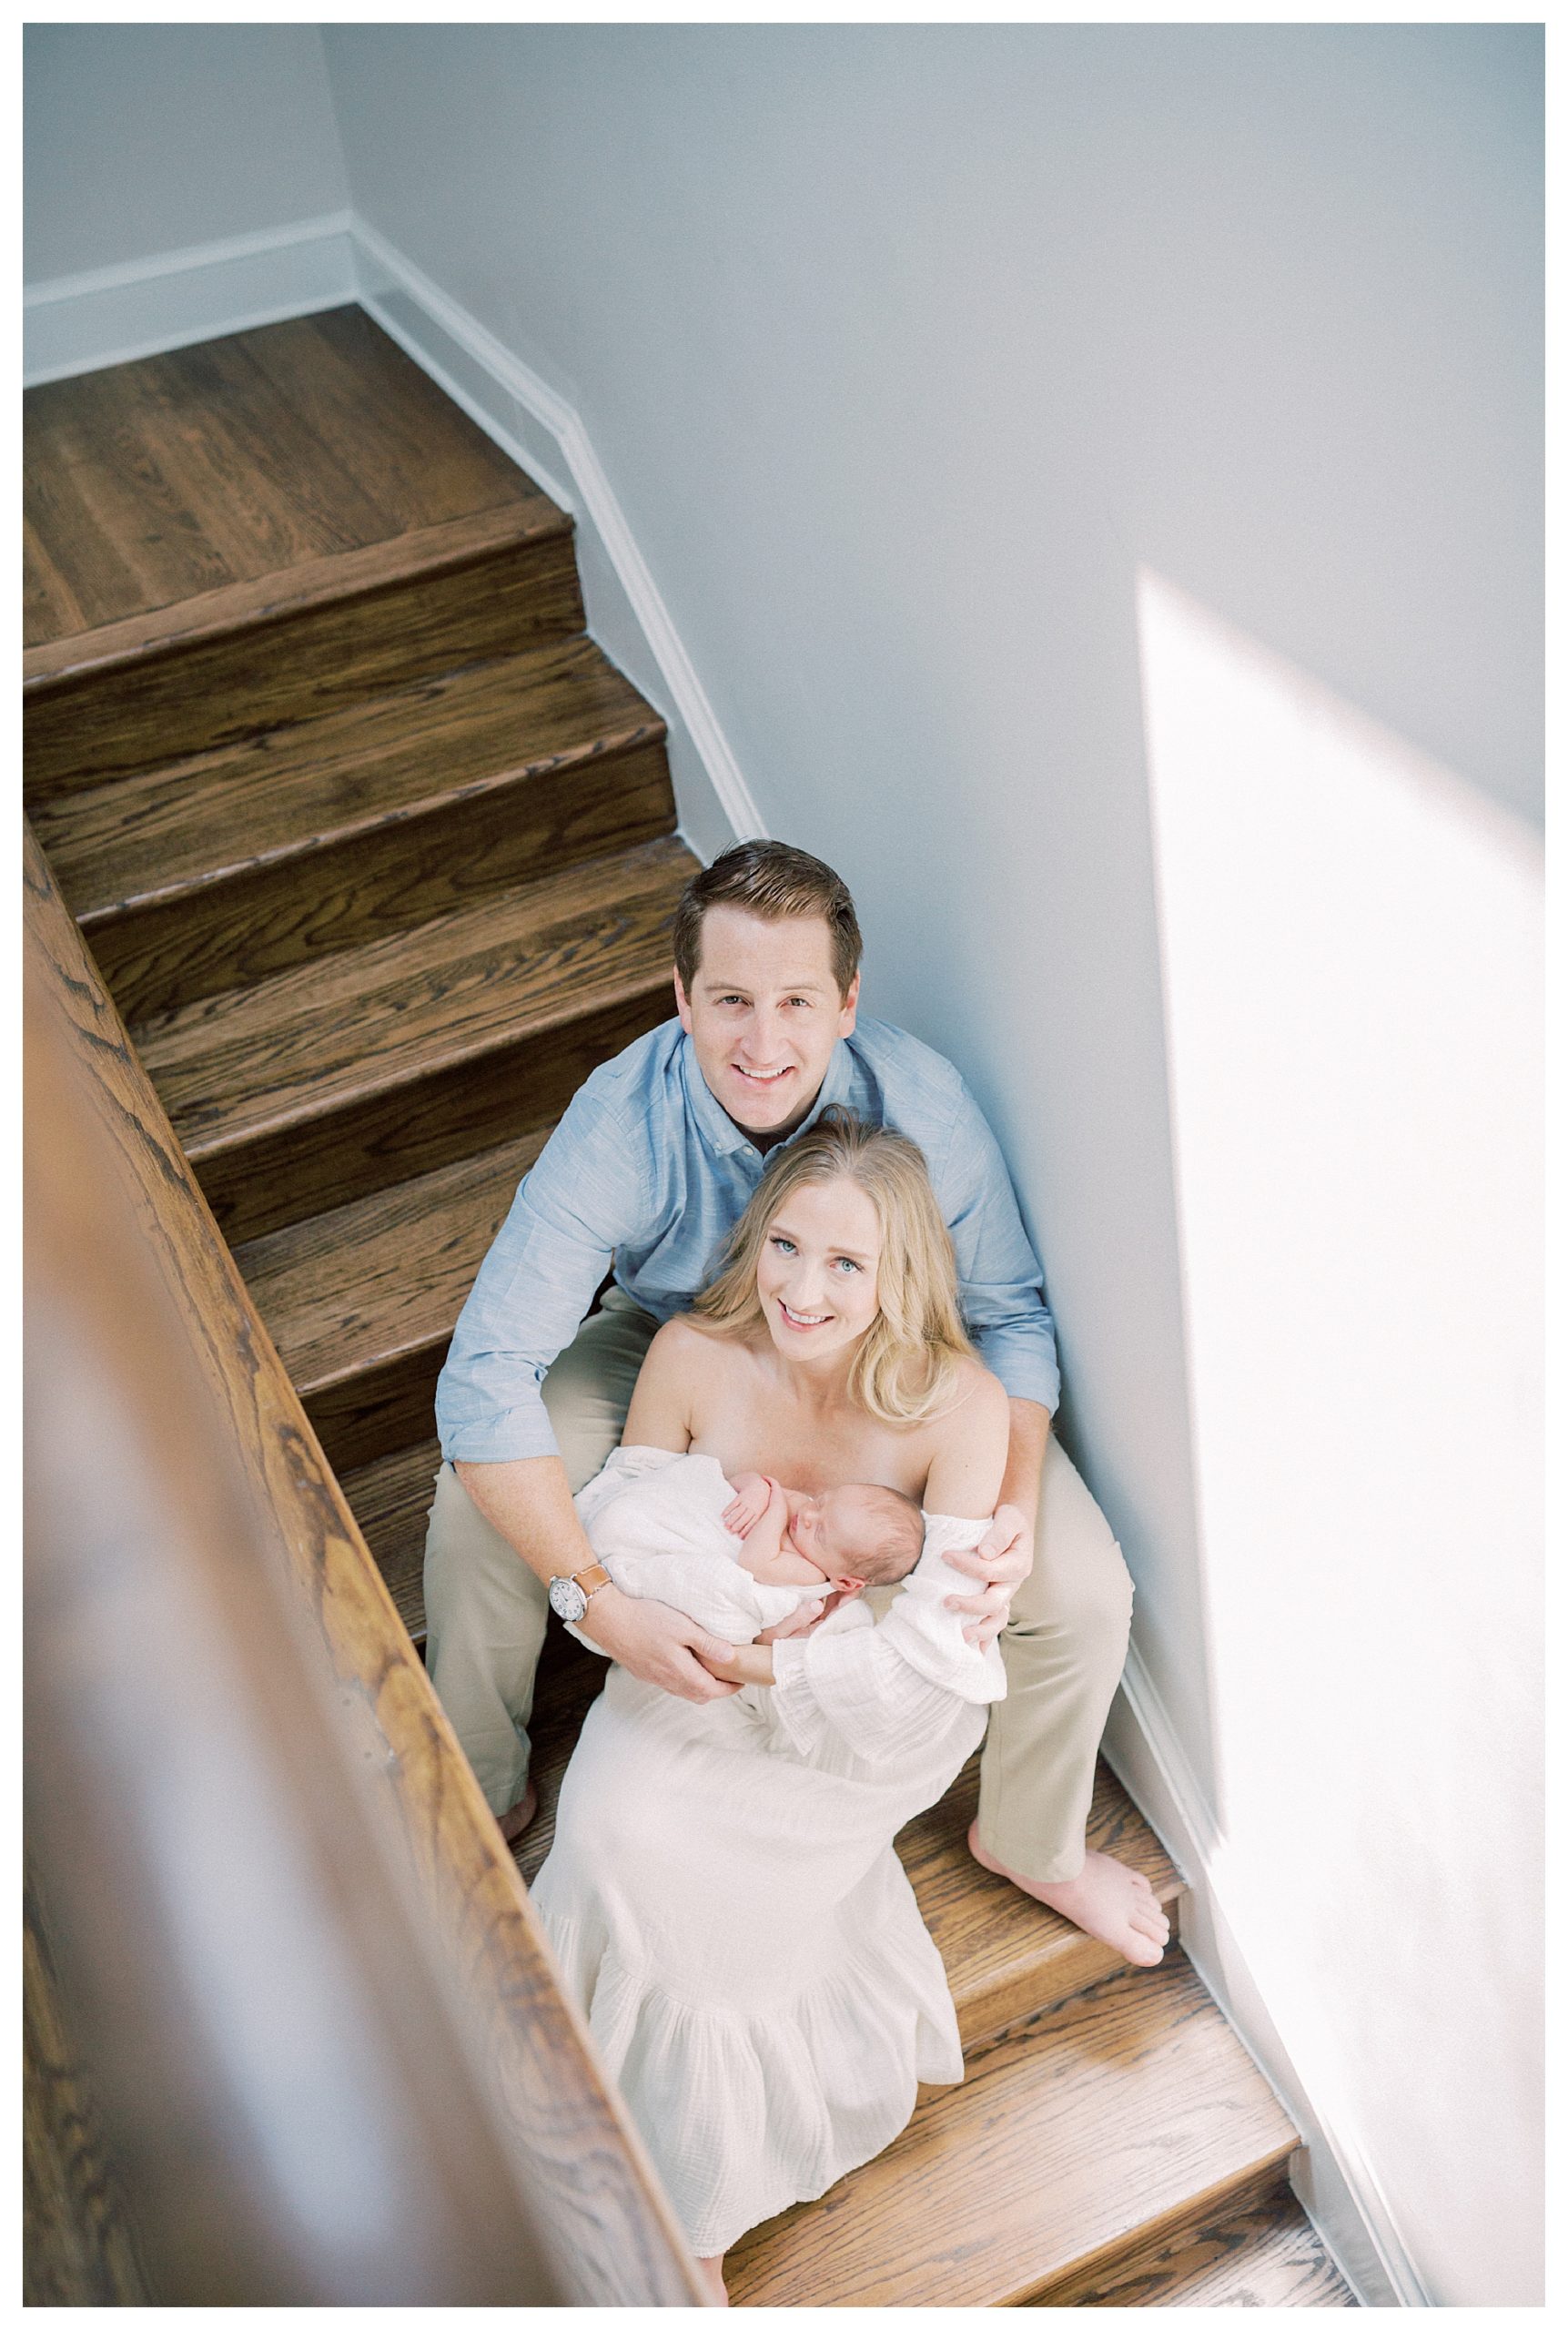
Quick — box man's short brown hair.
[673,842,864,999]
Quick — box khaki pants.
[423,1292,1133,1884]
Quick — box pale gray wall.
[24,23,347,282]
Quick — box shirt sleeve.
[434,1086,651,1464]
[768,1519,1005,1768]
[940,1080,1061,1414]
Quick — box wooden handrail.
[24,822,706,2305]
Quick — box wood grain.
[193,985,672,1248]
[23,513,90,643]
[24,820,705,2305]
[725,1955,1298,2308]
[243,307,534,534]
[24,1869,152,2305]
[149,332,396,566]
[238,1129,547,1393]
[25,513,583,797]
[23,307,537,651]
[73,728,672,1023]
[23,367,235,633]
[1049,2186,1358,2307]
[137,835,693,1161]
[42,633,665,920]
[237,1130,547,1472]
[40,635,673,1018]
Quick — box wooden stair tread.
[35,637,666,924]
[338,1437,445,1641]
[1057,2187,1357,2307]
[23,308,544,653]
[236,1130,546,1395]
[904,1754,1183,2046]
[23,498,568,691]
[726,1952,1298,2308]
[136,836,694,1156]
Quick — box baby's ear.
[835,1576,867,1598]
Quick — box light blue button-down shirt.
[436,1014,1059,1463]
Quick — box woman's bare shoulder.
[643,1312,714,1370]
[941,1355,1010,1427]
[646,1312,756,1373]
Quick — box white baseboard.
[22,210,765,866]
[1104,1644,1432,2307]
[348,218,765,865]
[23,215,358,387]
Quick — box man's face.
[674,907,859,1140]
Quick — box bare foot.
[967,1825,1168,1967]
[497,1779,538,1849]
[695,2254,729,2305]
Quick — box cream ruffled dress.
[531,1444,1005,2259]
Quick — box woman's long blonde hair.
[693,1107,972,1426]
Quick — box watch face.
[549,1573,588,1624]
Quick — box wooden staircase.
[24,308,1354,2308]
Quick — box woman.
[531,1110,1010,2301]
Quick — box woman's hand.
[941,1503,1033,1648]
[697,1640,775,1687]
[754,1591,837,1644]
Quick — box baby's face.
[784,1486,879,1583]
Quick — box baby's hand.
[723,1472,776,1539]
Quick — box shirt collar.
[681,1033,857,1161]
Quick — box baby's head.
[786,1483,926,1592]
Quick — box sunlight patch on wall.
[1137,567,1542,2304]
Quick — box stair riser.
[954,1895,1183,2056]
[92,739,675,1024]
[25,530,584,801]
[1021,2153,1298,2308]
[187,987,672,1246]
[303,1345,451,1479]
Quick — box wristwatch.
[547,1562,612,1625]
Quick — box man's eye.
[785,997,814,1009]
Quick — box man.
[426,842,1168,1967]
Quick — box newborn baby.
[571,1447,924,1648]
[721,1470,926,1594]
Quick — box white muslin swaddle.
[572,1444,822,1646]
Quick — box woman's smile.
[755,1178,884,1357]
[777,1297,834,1332]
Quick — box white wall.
[1138,572,1543,2306]
[319,25,1542,2304]
[23,23,347,284]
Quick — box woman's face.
[754,1175,883,1363]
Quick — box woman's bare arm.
[921,1364,1012,1517]
[622,1316,706,1450]
[704,1639,775,1687]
